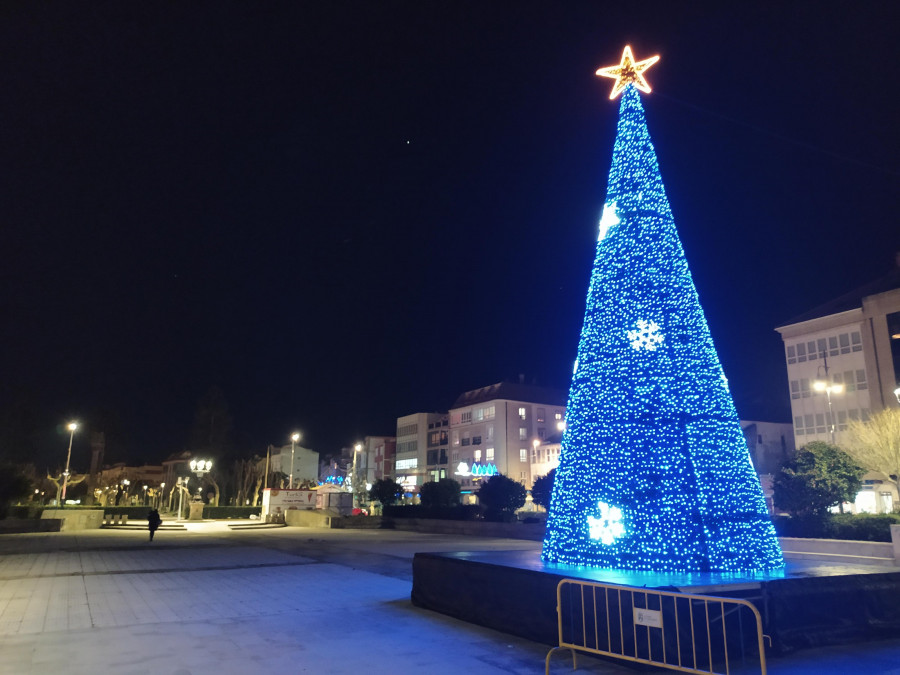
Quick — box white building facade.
[394,412,444,494]
[448,381,566,492]
[775,266,900,513]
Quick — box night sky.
[2,2,898,469]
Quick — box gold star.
[596,45,660,100]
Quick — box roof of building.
[450,381,567,409]
[777,265,900,328]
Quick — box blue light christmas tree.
[542,48,783,573]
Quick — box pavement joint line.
[0,560,318,581]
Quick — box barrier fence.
[546,579,768,675]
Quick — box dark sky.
[2,2,898,468]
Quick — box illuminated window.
[484,406,495,419]
[461,411,472,424]
[486,448,494,461]
[554,412,563,420]
[518,407,527,419]
[473,408,484,422]
[486,424,494,440]
[474,449,482,462]
[520,448,527,462]
[519,427,527,440]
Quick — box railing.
[546,579,768,675]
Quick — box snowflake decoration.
[627,319,664,351]
[597,202,620,242]
[587,501,625,545]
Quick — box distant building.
[358,436,395,488]
[394,412,444,493]
[448,380,566,492]
[269,443,319,486]
[775,262,900,513]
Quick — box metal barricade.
[546,579,768,675]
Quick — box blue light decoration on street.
[541,47,783,572]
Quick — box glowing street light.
[60,421,78,505]
[351,443,363,507]
[813,379,844,444]
[290,432,301,489]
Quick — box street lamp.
[894,386,900,405]
[159,482,166,510]
[60,421,78,505]
[176,476,189,519]
[142,485,148,505]
[813,379,844,444]
[351,443,363,507]
[290,432,301,489]
[189,459,212,502]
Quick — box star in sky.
[598,201,620,242]
[596,45,660,100]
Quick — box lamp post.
[176,476,188,519]
[532,438,541,465]
[189,458,212,501]
[290,432,301,489]
[159,482,165,509]
[813,353,844,444]
[60,421,78,505]
[351,443,363,508]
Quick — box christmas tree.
[542,48,783,572]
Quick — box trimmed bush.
[382,504,482,521]
[103,506,152,519]
[773,513,900,542]
[5,506,44,519]
[202,506,261,519]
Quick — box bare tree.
[844,408,900,504]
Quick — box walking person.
[148,508,162,541]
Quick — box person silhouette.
[148,508,162,541]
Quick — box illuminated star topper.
[596,45,660,100]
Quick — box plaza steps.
[227,521,287,530]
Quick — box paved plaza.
[0,523,899,674]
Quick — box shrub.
[103,506,152,519]
[368,478,404,507]
[477,474,526,520]
[382,504,481,521]
[773,512,900,542]
[202,506,261,519]
[419,478,461,508]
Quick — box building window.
[486,424,494,441]
[450,412,461,425]
[484,406,495,419]
[790,380,800,400]
[807,341,817,360]
[397,423,418,437]
[520,472,527,482]
[520,448,527,462]
[800,379,810,398]
[554,412,563,420]
[796,343,807,362]
[452,431,459,447]
[856,369,868,390]
[452,450,459,463]
[396,458,417,470]
[851,331,862,351]
[518,407,527,420]
[461,436,471,447]
[473,408,484,422]
[828,336,838,356]
[461,411,472,424]
[837,410,848,431]
[839,333,850,354]
[536,408,546,423]
[486,447,494,461]
[519,427,528,440]
[861,408,871,422]
[472,435,482,445]
[787,345,796,364]
[474,449,482,462]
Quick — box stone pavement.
[0,524,898,674]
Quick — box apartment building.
[448,381,566,491]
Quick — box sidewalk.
[0,526,898,674]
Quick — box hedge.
[103,506,152,519]
[382,504,482,521]
[202,506,261,519]
[773,513,900,542]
